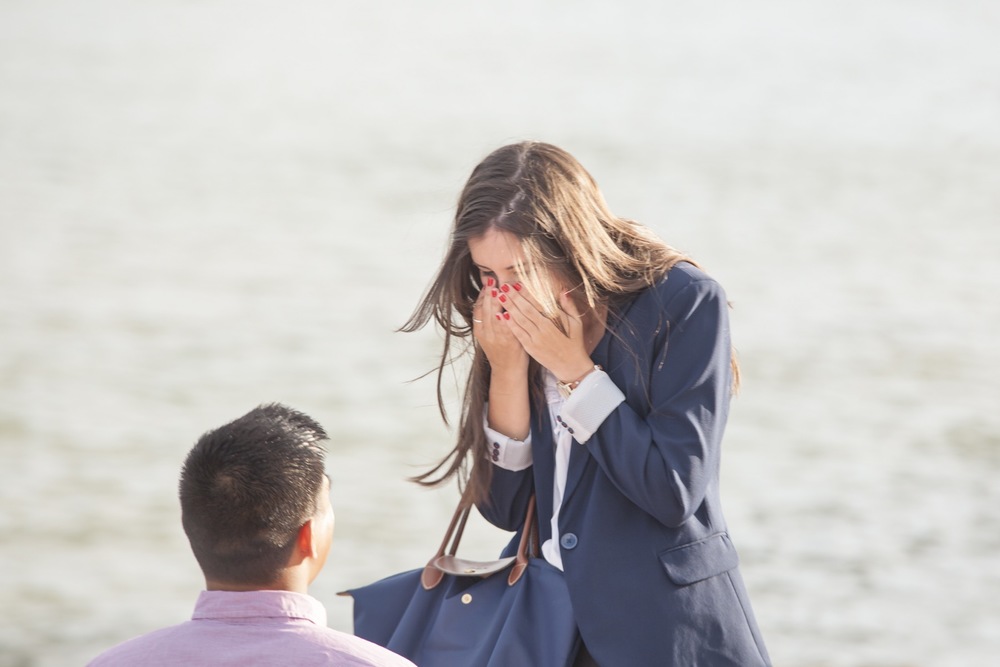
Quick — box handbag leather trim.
[433,555,517,577]
[420,493,538,590]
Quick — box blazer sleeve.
[476,465,534,532]
[584,277,733,528]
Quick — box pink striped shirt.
[88,590,415,666]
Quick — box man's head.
[179,403,333,590]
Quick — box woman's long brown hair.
[400,142,738,504]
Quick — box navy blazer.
[478,263,771,666]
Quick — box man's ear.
[296,519,317,560]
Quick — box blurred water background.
[1,1,998,665]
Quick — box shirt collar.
[192,590,327,626]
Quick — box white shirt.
[484,368,625,570]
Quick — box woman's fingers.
[481,281,503,320]
[475,280,529,370]
[471,291,486,325]
[498,283,546,332]
[489,282,594,380]
[494,283,575,350]
[499,282,573,340]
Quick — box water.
[1,1,998,665]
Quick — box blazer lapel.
[530,404,556,539]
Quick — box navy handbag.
[341,494,578,667]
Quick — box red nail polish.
[499,294,507,303]
[501,284,510,293]
[491,289,498,298]
[503,312,511,320]
[513,282,522,291]
[495,313,502,320]
[486,277,495,287]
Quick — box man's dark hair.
[179,403,329,586]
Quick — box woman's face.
[468,227,570,319]
[467,227,527,288]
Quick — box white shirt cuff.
[483,410,533,471]
[558,369,625,444]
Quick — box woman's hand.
[473,279,529,377]
[494,282,596,383]
[475,279,531,441]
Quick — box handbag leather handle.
[506,495,536,586]
[421,493,538,590]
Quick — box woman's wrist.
[490,362,529,387]
[555,360,599,386]
[487,373,531,441]
[556,363,602,398]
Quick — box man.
[89,403,415,666]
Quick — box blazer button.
[560,533,578,550]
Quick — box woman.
[403,141,771,666]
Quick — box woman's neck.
[583,305,608,354]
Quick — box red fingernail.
[499,294,507,303]
[495,313,502,320]
[503,312,511,320]
[501,284,510,293]
[486,277,495,287]
[513,282,522,291]
[491,289,498,298]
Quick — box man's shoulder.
[298,625,417,666]
[88,617,415,667]
[86,623,189,666]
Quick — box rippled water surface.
[1,1,998,665]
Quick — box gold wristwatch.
[556,365,602,398]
